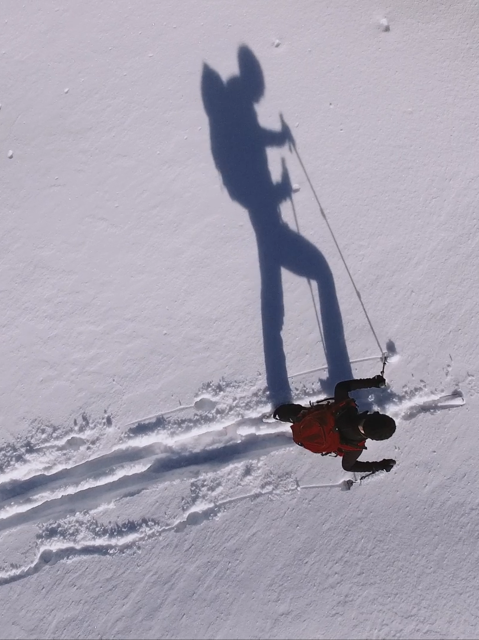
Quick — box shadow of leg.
[258,244,292,406]
[280,225,353,389]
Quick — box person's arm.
[334,375,385,402]
[342,450,396,473]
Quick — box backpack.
[290,398,366,456]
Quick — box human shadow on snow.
[201,45,352,405]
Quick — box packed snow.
[1,2,479,638]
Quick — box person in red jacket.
[273,375,396,473]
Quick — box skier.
[273,375,396,473]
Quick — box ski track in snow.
[0,372,465,584]
[0,476,360,586]
[0,421,293,534]
[0,488,287,586]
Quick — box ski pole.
[282,116,386,365]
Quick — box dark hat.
[362,413,396,441]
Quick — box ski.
[412,391,465,411]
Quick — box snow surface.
[1,2,479,638]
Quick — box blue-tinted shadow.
[201,46,352,404]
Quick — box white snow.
[1,1,479,638]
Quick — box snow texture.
[1,2,479,638]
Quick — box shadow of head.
[236,45,265,103]
[201,45,264,116]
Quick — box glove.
[374,458,396,473]
[372,374,386,388]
